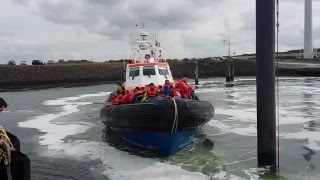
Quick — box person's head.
[118,83,122,86]
[148,83,155,90]
[125,90,130,94]
[165,80,170,85]
[182,77,188,83]
[0,98,7,113]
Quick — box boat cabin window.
[129,67,140,77]
[143,66,156,76]
[158,67,169,75]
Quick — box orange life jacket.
[147,87,159,97]
[177,80,191,99]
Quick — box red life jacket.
[112,94,123,105]
[129,92,137,103]
[147,87,159,97]
[171,88,178,97]
[177,80,190,99]
[122,94,131,104]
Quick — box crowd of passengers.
[112,78,196,105]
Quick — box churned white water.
[11,77,320,179]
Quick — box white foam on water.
[10,110,36,113]
[244,168,269,180]
[216,106,317,125]
[211,104,320,150]
[19,93,99,150]
[215,108,257,122]
[209,119,257,137]
[49,140,209,180]
[282,130,320,151]
[19,92,210,180]
[209,170,251,180]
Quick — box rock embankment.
[0,63,124,88]
[1,59,319,90]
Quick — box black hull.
[100,97,214,132]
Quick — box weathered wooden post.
[230,58,235,81]
[256,0,277,169]
[225,59,230,82]
[194,60,199,85]
[225,57,234,82]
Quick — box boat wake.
[18,92,213,180]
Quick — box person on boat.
[121,90,131,104]
[172,84,181,99]
[176,78,191,99]
[158,85,164,96]
[132,87,148,102]
[117,83,125,94]
[112,90,123,105]
[138,86,146,94]
[189,86,196,100]
[181,78,196,100]
[129,87,140,103]
[147,83,159,98]
[159,80,174,97]
[0,98,7,113]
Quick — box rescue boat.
[100,32,215,156]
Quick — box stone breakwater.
[0,59,319,89]
[0,63,124,88]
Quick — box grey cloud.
[8,0,320,61]
[0,32,15,37]
[314,27,320,39]
[239,12,255,32]
[13,0,219,40]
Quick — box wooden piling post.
[231,58,235,81]
[225,58,234,82]
[195,60,199,85]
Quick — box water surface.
[1,77,320,179]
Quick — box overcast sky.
[0,0,319,63]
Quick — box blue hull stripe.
[122,130,195,156]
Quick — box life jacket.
[121,94,131,104]
[137,89,146,94]
[147,87,159,97]
[171,88,179,97]
[112,94,123,105]
[177,80,190,99]
[129,92,137,103]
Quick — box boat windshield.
[129,67,139,77]
[143,66,156,76]
[158,67,169,75]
